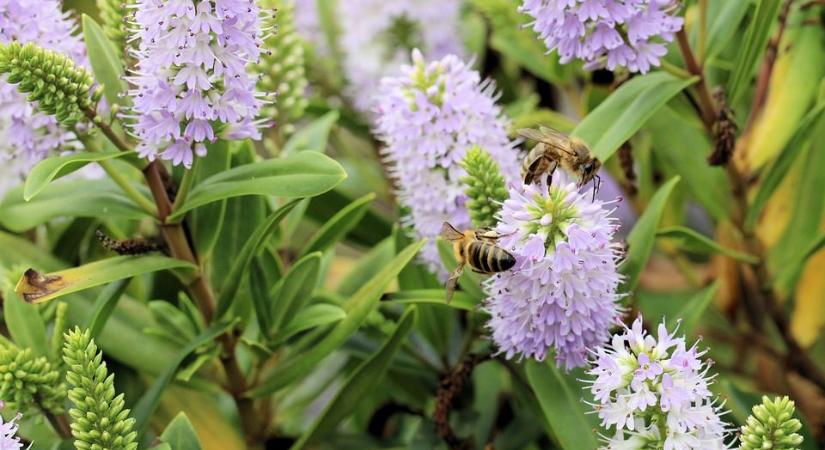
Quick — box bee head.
[578,158,601,184]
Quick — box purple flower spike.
[374,50,521,277]
[0,0,88,193]
[484,177,623,368]
[0,401,23,450]
[520,0,684,73]
[587,316,732,449]
[129,0,268,168]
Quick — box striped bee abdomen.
[468,241,516,274]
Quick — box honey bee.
[518,126,602,198]
[440,222,516,303]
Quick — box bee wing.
[517,128,549,143]
[440,222,465,241]
[537,126,569,141]
[445,264,464,304]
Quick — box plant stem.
[76,133,157,216]
[660,60,693,80]
[86,108,260,442]
[171,159,197,216]
[675,29,717,130]
[45,411,73,439]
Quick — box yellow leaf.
[153,384,246,450]
[792,247,825,346]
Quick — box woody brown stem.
[435,354,490,450]
[676,29,717,130]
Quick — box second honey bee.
[440,222,516,303]
[518,126,602,198]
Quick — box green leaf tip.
[739,396,804,450]
[0,42,97,126]
[461,146,508,228]
[257,0,309,134]
[0,343,66,415]
[63,327,138,450]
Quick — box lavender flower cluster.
[374,50,521,277]
[0,401,22,450]
[520,0,684,73]
[485,178,623,368]
[587,317,730,449]
[129,0,267,168]
[339,0,463,112]
[0,0,87,193]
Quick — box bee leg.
[544,171,553,187]
[591,175,602,202]
[445,264,464,304]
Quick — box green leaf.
[82,15,128,108]
[647,107,732,221]
[15,256,196,304]
[727,0,782,104]
[85,278,130,339]
[290,307,417,449]
[306,189,392,247]
[24,151,131,201]
[282,110,339,155]
[269,252,322,336]
[526,361,599,450]
[337,236,395,296]
[3,286,48,357]
[383,289,478,311]
[159,413,203,450]
[0,179,149,232]
[394,226,440,291]
[674,282,719,335]
[0,231,64,271]
[705,0,753,60]
[300,193,375,256]
[572,72,698,162]
[188,140,232,256]
[169,152,346,221]
[621,176,681,292]
[657,226,758,264]
[214,199,300,318]
[246,239,425,397]
[272,303,346,346]
[132,321,235,441]
[746,103,825,229]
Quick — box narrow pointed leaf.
[675,282,719,335]
[215,199,300,318]
[15,256,196,304]
[24,151,131,201]
[727,0,782,104]
[621,176,680,292]
[133,321,236,441]
[246,239,425,397]
[526,361,599,450]
[290,307,417,449]
[3,286,48,357]
[657,226,758,264]
[86,278,131,339]
[383,289,478,311]
[160,413,203,450]
[0,179,150,232]
[82,15,128,108]
[283,110,339,155]
[300,193,375,256]
[572,72,698,162]
[269,252,322,335]
[272,303,346,346]
[169,152,346,220]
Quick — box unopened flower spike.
[129,0,269,168]
[0,342,66,415]
[63,327,138,450]
[484,176,622,368]
[587,316,732,450]
[520,0,684,73]
[740,396,804,450]
[0,401,24,450]
[96,0,135,62]
[374,50,521,277]
[258,0,310,137]
[461,147,509,228]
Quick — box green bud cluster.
[96,0,134,62]
[740,396,804,450]
[0,344,66,414]
[461,147,509,228]
[0,42,99,126]
[257,0,309,135]
[63,327,138,450]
